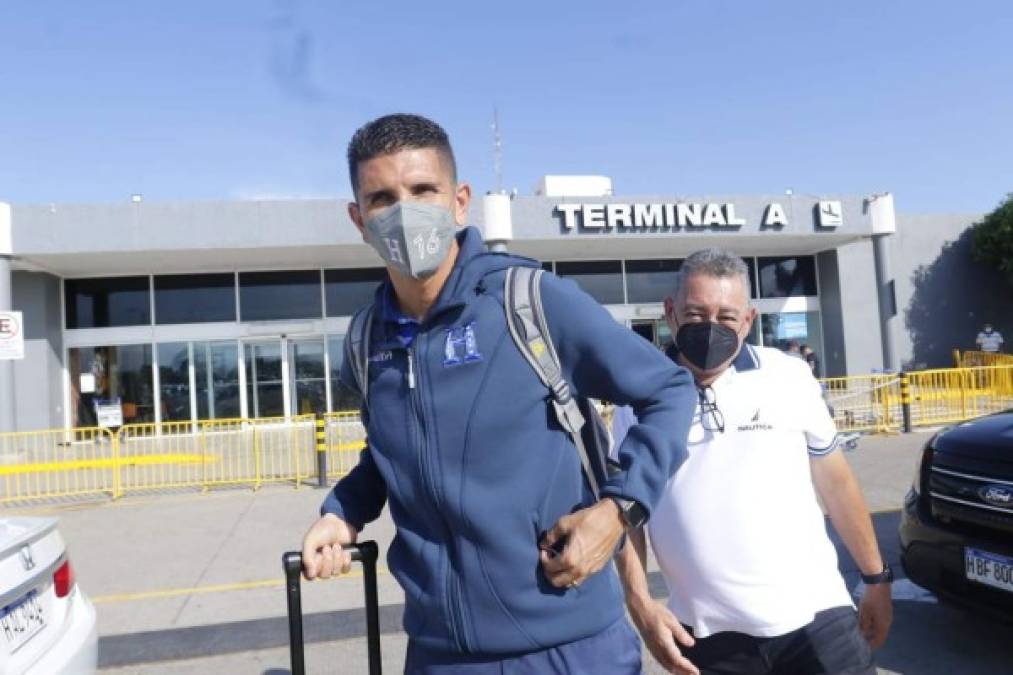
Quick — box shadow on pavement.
[100,510,1012,673]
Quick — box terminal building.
[0,178,990,432]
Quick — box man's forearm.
[616,526,653,610]
[812,453,884,575]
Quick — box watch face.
[625,502,647,528]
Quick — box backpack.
[344,266,613,499]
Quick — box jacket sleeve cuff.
[600,482,651,523]
[320,489,368,533]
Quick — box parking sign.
[0,311,24,360]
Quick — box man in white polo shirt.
[614,249,892,675]
[976,323,1004,353]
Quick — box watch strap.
[860,564,894,585]
[609,496,647,529]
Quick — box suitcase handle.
[283,542,381,675]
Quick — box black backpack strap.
[504,267,601,498]
[345,304,375,407]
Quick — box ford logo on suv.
[978,484,1013,508]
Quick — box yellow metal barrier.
[907,365,1013,427]
[1,415,316,505]
[323,411,367,478]
[0,427,117,504]
[4,364,1012,506]
[819,374,901,433]
[956,350,1013,368]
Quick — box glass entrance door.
[195,341,241,420]
[288,338,327,415]
[245,341,285,418]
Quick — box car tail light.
[54,559,75,598]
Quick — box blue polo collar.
[378,282,421,349]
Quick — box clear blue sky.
[1,1,1011,213]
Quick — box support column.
[868,194,900,372]
[0,202,16,433]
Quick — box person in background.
[785,340,803,358]
[801,344,821,378]
[976,323,1004,353]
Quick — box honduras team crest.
[444,323,482,366]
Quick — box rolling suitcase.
[283,542,382,675]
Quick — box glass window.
[541,261,554,273]
[65,277,151,328]
[68,345,154,427]
[757,256,818,298]
[626,259,682,304]
[245,341,285,418]
[239,271,322,322]
[155,274,236,324]
[157,342,192,423]
[194,342,241,420]
[324,269,385,317]
[289,339,327,415]
[760,311,823,363]
[555,261,624,305]
[746,258,758,299]
[328,336,363,412]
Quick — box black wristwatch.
[860,564,894,585]
[609,496,648,529]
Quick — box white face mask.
[363,201,457,279]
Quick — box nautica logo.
[738,409,773,432]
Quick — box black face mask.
[675,322,742,371]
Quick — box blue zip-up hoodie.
[322,226,695,656]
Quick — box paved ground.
[7,429,1012,673]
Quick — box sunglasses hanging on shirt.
[697,385,725,433]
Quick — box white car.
[0,517,97,674]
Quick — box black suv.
[900,410,1013,617]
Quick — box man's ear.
[663,296,679,334]
[740,306,758,340]
[453,182,472,226]
[348,202,366,241]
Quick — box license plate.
[965,547,1013,594]
[0,590,46,653]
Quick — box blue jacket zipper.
[407,337,470,652]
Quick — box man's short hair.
[346,113,457,195]
[672,248,751,303]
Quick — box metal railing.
[906,365,1013,428]
[0,427,116,503]
[820,373,901,433]
[0,415,318,505]
[2,363,1011,506]
[954,350,1013,368]
[322,411,368,478]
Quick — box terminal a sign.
[554,201,841,232]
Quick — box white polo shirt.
[614,345,853,639]
[977,330,1003,352]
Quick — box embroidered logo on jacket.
[444,323,482,366]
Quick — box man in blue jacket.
[302,113,696,673]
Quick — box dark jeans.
[683,606,875,675]
[403,616,642,674]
